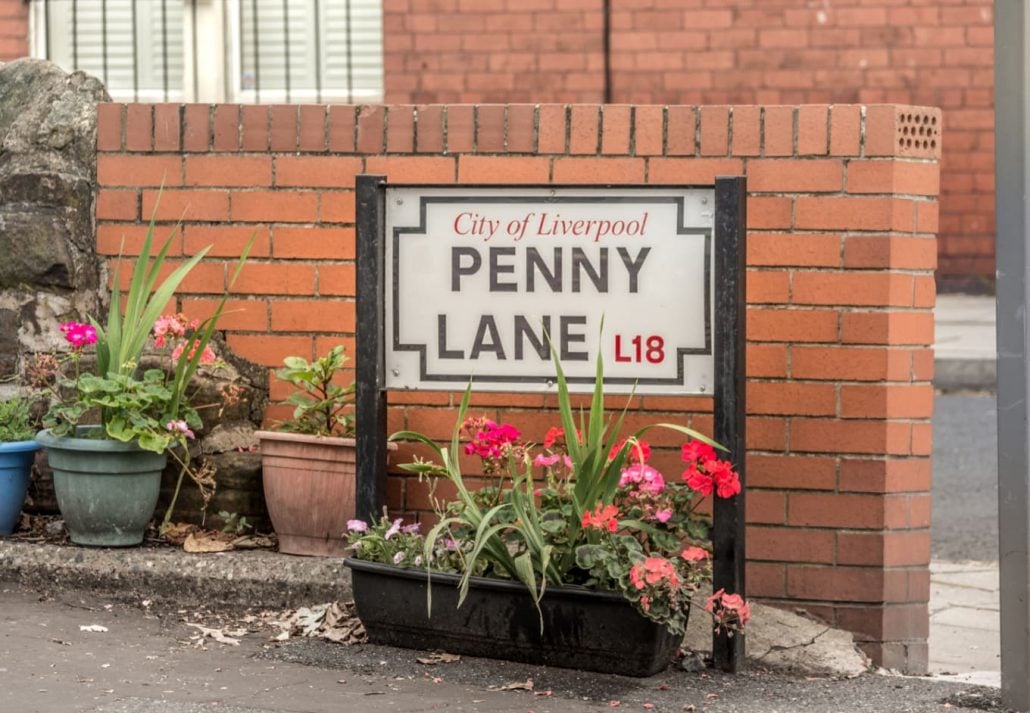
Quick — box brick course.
[96,101,938,674]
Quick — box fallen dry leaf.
[491,678,534,692]
[183,531,234,553]
[160,522,199,545]
[185,623,241,645]
[416,652,461,665]
[264,601,365,645]
[230,534,275,549]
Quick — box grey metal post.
[995,2,1030,710]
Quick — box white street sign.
[384,186,716,394]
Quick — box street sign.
[355,176,747,672]
[382,186,716,394]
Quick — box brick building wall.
[0,0,27,61]
[383,0,992,286]
[95,101,939,672]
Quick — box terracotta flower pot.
[256,431,374,556]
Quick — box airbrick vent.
[897,110,940,158]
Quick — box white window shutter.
[41,0,184,102]
[238,0,383,102]
[33,0,382,104]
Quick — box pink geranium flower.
[59,321,97,348]
[171,339,216,365]
[619,463,666,494]
[165,420,195,440]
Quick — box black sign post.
[713,176,748,672]
[355,174,388,523]
[355,176,747,671]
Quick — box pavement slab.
[928,561,1000,687]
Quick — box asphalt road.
[932,394,998,562]
[0,585,1006,713]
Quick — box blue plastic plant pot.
[0,440,41,535]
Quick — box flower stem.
[162,450,189,528]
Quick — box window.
[29,0,383,103]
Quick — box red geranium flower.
[682,439,717,464]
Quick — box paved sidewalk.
[935,294,996,391]
[930,295,1001,687]
[928,560,1000,688]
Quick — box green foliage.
[43,370,201,453]
[345,514,426,568]
[218,511,253,535]
[45,194,253,443]
[274,346,355,437]
[0,397,35,442]
[94,208,209,382]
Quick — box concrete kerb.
[0,539,348,610]
[0,539,870,678]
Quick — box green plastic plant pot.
[36,427,166,547]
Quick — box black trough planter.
[345,558,684,677]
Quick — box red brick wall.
[384,0,991,285]
[95,101,939,673]
[0,0,28,61]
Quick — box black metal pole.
[355,174,389,523]
[712,176,747,673]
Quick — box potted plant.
[0,396,41,535]
[257,346,391,557]
[344,351,750,677]
[34,216,251,547]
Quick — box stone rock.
[0,59,107,384]
[154,341,270,530]
[684,601,871,677]
[0,59,108,294]
[201,422,261,456]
